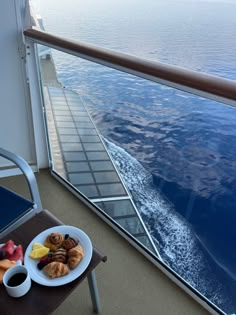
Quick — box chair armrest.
[0,147,42,211]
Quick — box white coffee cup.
[3,261,31,298]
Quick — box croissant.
[44,232,64,252]
[67,246,84,269]
[43,261,69,279]
[62,237,78,250]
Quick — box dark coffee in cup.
[7,273,27,287]
[3,263,31,297]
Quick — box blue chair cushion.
[0,185,34,234]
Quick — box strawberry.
[8,245,24,263]
[40,257,48,264]
[0,240,15,257]
[40,254,52,264]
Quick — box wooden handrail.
[24,27,236,107]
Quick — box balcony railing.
[24,27,235,315]
[24,27,236,107]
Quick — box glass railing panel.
[115,217,145,235]
[96,200,136,217]
[36,45,236,315]
[136,235,155,252]
[38,48,158,255]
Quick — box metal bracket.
[18,40,26,60]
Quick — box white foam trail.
[104,137,233,312]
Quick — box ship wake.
[104,137,233,313]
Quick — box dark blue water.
[34,0,236,313]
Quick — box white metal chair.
[0,147,43,238]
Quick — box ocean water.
[33,0,236,313]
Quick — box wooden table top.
[0,210,107,315]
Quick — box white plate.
[24,226,93,286]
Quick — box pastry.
[43,261,69,279]
[67,245,84,269]
[44,232,64,252]
[52,248,67,263]
[62,236,78,250]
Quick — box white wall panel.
[0,0,45,171]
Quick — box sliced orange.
[0,260,16,284]
[0,259,16,270]
[0,268,5,284]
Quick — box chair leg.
[87,270,101,313]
